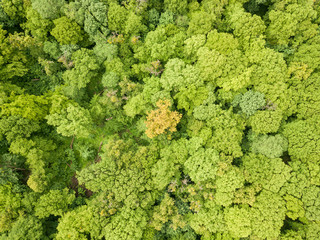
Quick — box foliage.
[236,90,266,117]
[1,0,320,239]
[145,99,182,138]
[34,188,75,218]
[242,153,291,193]
[31,0,65,20]
[51,16,83,45]
[6,215,44,240]
[46,102,93,138]
[247,131,288,158]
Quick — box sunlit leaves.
[145,99,182,139]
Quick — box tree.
[22,6,52,41]
[205,29,239,55]
[77,138,158,209]
[134,25,186,63]
[0,0,26,23]
[290,36,320,71]
[145,99,182,139]
[193,104,246,158]
[225,2,266,49]
[0,26,29,80]
[55,205,107,240]
[62,48,100,93]
[187,11,215,36]
[241,153,291,193]
[0,116,40,143]
[282,120,320,162]
[302,186,320,221]
[188,201,225,238]
[46,102,93,138]
[31,0,65,20]
[265,1,318,46]
[183,34,206,63]
[174,86,208,115]
[236,90,266,117]
[107,2,128,32]
[51,16,83,45]
[6,215,44,240]
[247,132,288,158]
[102,206,148,240]
[34,188,75,218]
[184,148,220,183]
[1,94,49,121]
[214,167,245,207]
[160,58,204,92]
[196,47,226,84]
[249,109,283,134]
[63,0,109,43]
[0,184,23,233]
[249,190,286,239]
[224,206,252,238]
[150,193,185,231]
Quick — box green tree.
[46,102,93,138]
[51,16,83,45]
[214,167,245,207]
[0,26,29,79]
[184,148,220,183]
[102,206,148,240]
[247,132,288,158]
[1,94,49,121]
[107,2,127,32]
[249,109,283,134]
[63,0,109,43]
[62,48,100,95]
[0,184,22,233]
[187,11,215,36]
[22,6,52,41]
[34,188,75,218]
[160,58,204,92]
[242,153,291,193]
[236,90,266,117]
[265,1,318,46]
[193,104,246,158]
[31,0,65,19]
[249,190,286,239]
[224,206,252,238]
[283,120,320,162]
[6,215,44,240]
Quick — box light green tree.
[51,16,83,45]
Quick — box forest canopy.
[1,0,320,239]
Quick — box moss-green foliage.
[184,148,220,183]
[0,26,29,79]
[247,131,288,158]
[32,0,65,20]
[249,109,283,134]
[283,120,320,162]
[224,206,251,238]
[237,90,266,117]
[51,16,83,45]
[250,190,286,239]
[34,188,75,218]
[242,153,291,193]
[1,0,320,239]
[6,215,44,240]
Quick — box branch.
[70,135,75,149]
[95,141,104,163]
[0,165,27,171]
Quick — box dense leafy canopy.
[1,0,320,239]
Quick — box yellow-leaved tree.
[145,99,182,138]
